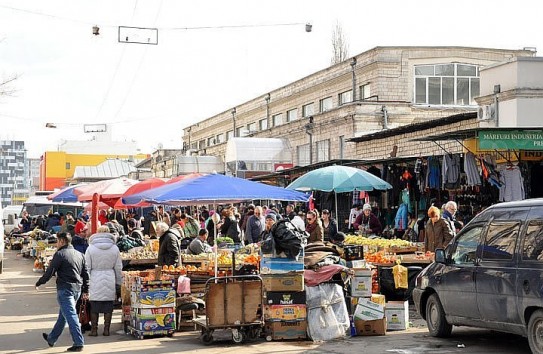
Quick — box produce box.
[351,270,372,297]
[354,318,387,336]
[385,301,409,330]
[264,320,307,340]
[353,297,385,321]
[131,289,176,308]
[260,256,304,274]
[264,305,307,322]
[264,291,306,305]
[350,294,386,312]
[132,279,175,292]
[132,307,175,316]
[131,313,176,332]
[262,273,304,292]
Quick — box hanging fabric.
[442,154,461,189]
[464,152,481,186]
[499,165,525,202]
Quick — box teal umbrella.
[286,165,392,222]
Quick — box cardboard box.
[264,320,307,340]
[206,280,261,327]
[260,256,304,274]
[385,301,409,330]
[130,289,176,308]
[265,291,306,305]
[132,307,175,316]
[353,297,385,320]
[351,271,372,297]
[132,313,176,331]
[354,318,387,336]
[371,294,386,307]
[264,305,307,321]
[262,273,304,292]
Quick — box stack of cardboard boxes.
[261,255,307,341]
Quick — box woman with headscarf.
[424,206,454,252]
[85,225,122,337]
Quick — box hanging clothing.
[426,157,441,189]
[464,152,481,186]
[499,165,525,202]
[394,203,409,231]
[442,154,461,188]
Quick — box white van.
[0,206,4,274]
[2,205,23,236]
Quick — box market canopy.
[122,173,310,205]
[286,165,392,193]
[74,177,139,207]
[47,183,87,203]
[113,177,168,208]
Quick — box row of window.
[193,84,371,150]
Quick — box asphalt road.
[0,249,532,354]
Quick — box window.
[319,97,333,112]
[216,133,225,144]
[226,130,234,141]
[414,63,480,105]
[259,118,268,130]
[450,225,483,265]
[339,90,353,105]
[339,135,345,159]
[316,140,330,162]
[235,127,244,137]
[522,221,543,261]
[302,103,314,117]
[360,84,371,100]
[207,137,215,146]
[297,144,310,166]
[65,162,71,170]
[287,109,297,122]
[198,140,205,150]
[481,221,519,261]
[273,113,284,126]
[190,142,197,150]
[247,122,257,133]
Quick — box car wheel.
[528,309,543,354]
[426,293,452,337]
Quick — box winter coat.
[220,216,241,243]
[424,218,454,252]
[245,215,265,243]
[158,228,181,266]
[85,233,122,302]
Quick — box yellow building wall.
[42,152,149,191]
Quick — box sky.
[0,0,542,158]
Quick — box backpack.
[270,219,307,259]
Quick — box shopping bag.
[78,298,90,326]
[392,261,408,289]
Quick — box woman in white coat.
[85,225,122,336]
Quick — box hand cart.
[193,275,263,345]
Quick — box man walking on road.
[35,232,89,352]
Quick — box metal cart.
[193,275,264,345]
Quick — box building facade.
[0,140,28,207]
[182,46,535,165]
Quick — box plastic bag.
[392,262,408,289]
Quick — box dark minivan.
[413,198,543,354]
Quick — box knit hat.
[265,213,277,221]
[362,203,372,211]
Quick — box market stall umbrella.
[286,165,392,221]
[114,177,169,208]
[74,177,139,233]
[122,173,310,205]
[165,172,204,185]
[47,183,87,203]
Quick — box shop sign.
[478,130,543,151]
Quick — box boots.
[89,312,99,337]
[103,312,112,336]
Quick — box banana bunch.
[344,235,413,248]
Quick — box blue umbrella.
[47,184,86,203]
[123,173,310,205]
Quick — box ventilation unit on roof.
[478,104,496,121]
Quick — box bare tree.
[331,21,349,65]
[0,75,17,97]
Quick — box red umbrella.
[74,177,139,206]
[114,177,168,208]
[84,201,110,213]
[165,173,204,185]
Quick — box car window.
[481,221,519,261]
[522,220,543,261]
[450,225,484,265]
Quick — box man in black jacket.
[156,221,181,266]
[36,232,89,352]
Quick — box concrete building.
[0,140,27,207]
[182,46,535,166]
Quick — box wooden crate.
[206,279,262,326]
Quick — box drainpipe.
[381,105,389,129]
[493,85,501,127]
[305,117,314,165]
[231,107,237,137]
[351,57,357,100]
[265,93,271,129]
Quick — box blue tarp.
[122,173,310,205]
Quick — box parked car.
[413,198,543,354]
